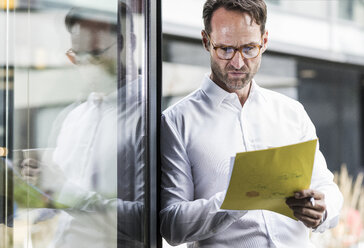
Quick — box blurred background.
[0,0,363,247]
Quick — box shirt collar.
[201,74,232,107]
[201,73,262,107]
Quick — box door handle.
[0,147,8,157]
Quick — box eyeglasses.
[204,31,263,60]
[66,42,116,65]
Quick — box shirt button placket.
[240,98,253,152]
[239,110,248,152]
[262,211,278,248]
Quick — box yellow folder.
[221,139,317,220]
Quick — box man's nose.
[229,51,245,69]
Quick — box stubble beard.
[211,59,255,92]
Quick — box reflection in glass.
[1,0,147,247]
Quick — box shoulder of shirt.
[162,88,204,119]
[256,85,305,111]
[62,101,87,119]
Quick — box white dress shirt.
[160,74,343,248]
[43,78,145,248]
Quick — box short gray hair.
[203,0,267,35]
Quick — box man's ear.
[261,30,268,53]
[201,30,210,51]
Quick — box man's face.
[69,20,120,74]
[203,8,268,92]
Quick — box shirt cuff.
[312,209,334,233]
[55,180,89,207]
[215,190,247,220]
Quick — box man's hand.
[20,157,66,194]
[286,189,326,229]
[20,158,41,186]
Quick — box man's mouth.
[228,71,248,76]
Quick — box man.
[19,3,146,248]
[160,0,343,247]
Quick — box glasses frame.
[65,41,117,65]
[204,30,263,60]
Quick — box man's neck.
[234,82,252,107]
[210,74,252,107]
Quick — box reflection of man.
[21,4,145,248]
[160,0,343,247]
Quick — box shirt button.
[90,92,104,106]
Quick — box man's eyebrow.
[245,41,260,45]
[215,41,260,47]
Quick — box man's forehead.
[71,20,113,32]
[70,22,117,49]
[210,8,260,34]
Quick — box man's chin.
[225,79,250,91]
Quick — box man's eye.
[220,47,235,53]
[243,46,255,51]
[90,50,104,56]
[242,46,257,54]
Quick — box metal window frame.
[145,0,162,247]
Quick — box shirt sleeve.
[160,114,246,246]
[300,106,343,233]
[55,182,144,243]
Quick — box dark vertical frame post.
[0,66,6,228]
[117,1,127,247]
[360,74,364,168]
[146,0,161,247]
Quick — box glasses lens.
[66,49,77,64]
[66,50,104,65]
[242,46,259,59]
[67,42,116,65]
[216,47,235,60]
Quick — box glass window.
[266,0,280,5]
[339,0,355,20]
[162,36,210,109]
[1,0,158,247]
[267,0,329,19]
[163,35,209,67]
[0,3,14,247]
[338,0,364,26]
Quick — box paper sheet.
[221,139,317,220]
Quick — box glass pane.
[266,0,280,5]
[1,1,15,247]
[338,0,355,20]
[1,0,149,247]
[268,0,329,19]
[338,0,364,26]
